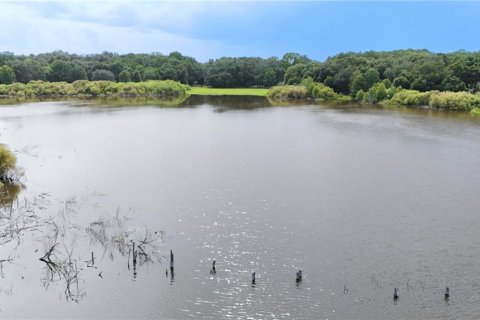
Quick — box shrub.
[387,89,480,110]
[267,85,308,100]
[0,144,16,184]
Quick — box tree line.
[0,51,307,88]
[1,50,480,95]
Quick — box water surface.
[0,97,480,319]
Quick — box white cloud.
[0,1,267,60]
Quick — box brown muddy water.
[1,96,480,319]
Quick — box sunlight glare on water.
[0,97,479,319]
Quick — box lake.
[1,96,480,319]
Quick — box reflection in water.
[0,183,22,206]
[39,217,86,302]
[0,195,42,279]
[83,95,189,108]
[0,194,165,303]
[1,100,480,318]
[182,95,272,111]
[0,96,190,108]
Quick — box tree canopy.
[1,49,480,94]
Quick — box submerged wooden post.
[394,288,399,300]
[210,260,216,275]
[132,242,137,266]
[296,270,303,283]
[445,287,450,300]
[170,250,174,275]
[251,272,256,286]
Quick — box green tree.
[48,59,71,82]
[323,76,334,88]
[0,65,15,84]
[284,63,308,85]
[393,76,410,89]
[118,70,132,82]
[355,89,366,102]
[143,67,158,80]
[263,68,277,87]
[441,74,467,92]
[69,65,87,82]
[363,68,380,89]
[373,82,388,101]
[132,70,143,82]
[92,69,115,81]
[350,71,366,96]
[282,52,310,66]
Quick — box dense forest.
[0,50,480,110]
[1,49,480,99]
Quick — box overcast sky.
[1,1,480,62]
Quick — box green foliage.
[267,85,308,100]
[312,83,345,101]
[0,65,15,84]
[364,68,380,89]
[382,78,392,89]
[0,144,16,182]
[205,56,295,88]
[118,70,131,82]
[392,76,410,89]
[0,49,479,96]
[350,71,366,96]
[471,107,480,115]
[323,76,334,88]
[355,89,365,102]
[301,77,316,96]
[373,82,388,101]
[263,68,277,87]
[132,70,143,82]
[143,67,158,81]
[441,75,467,92]
[388,89,433,106]
[268,81,350,103]
[282,52,310,66]
[92,69,115,81]
[0,80,189,98]
[350,69,382,96]
[428,91,480,110]
[386,88,480,110]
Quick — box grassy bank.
[189,87,268,96]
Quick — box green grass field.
[189,87,268,97]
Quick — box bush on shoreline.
[354,81,480,111]
[0,80,190,99]
[267,78,351,103]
